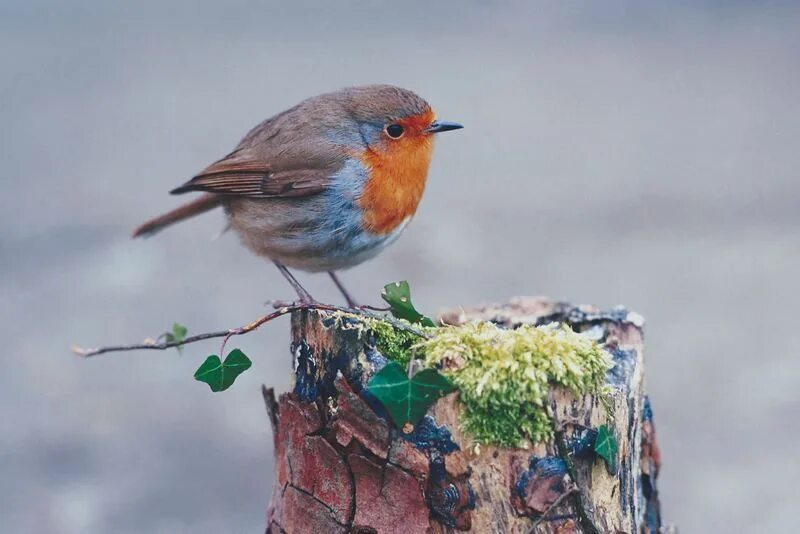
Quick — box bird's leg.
[328,271,359,308]
[272,262,315,306]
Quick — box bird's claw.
[352,304,390,312]
[266,299,311,309]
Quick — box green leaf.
[366,361,455,428]
[593,424,618,473]
[171,323,188,342]
[164,322,188,353]
[381,281,436,327]
[194,348,252,392]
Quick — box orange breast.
[358,111,436,235]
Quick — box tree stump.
[263,298,664,533]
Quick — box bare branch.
[531,488,579,527]
[72,303,429,358]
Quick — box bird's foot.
[264,299,390,316]
[266,297,320,310]
[352,304,391,312]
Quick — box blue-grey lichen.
[423,322,613,447]
[399,415,459,455]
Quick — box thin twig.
[531,488,579,528]
[72,303,429,358]
[550,407,601,534]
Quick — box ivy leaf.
[593,424,618,473]
[164,323,188,353]
[381,281,436,327]
[366,361,455,428]
[171,323,188,342]
[194,348,252,392]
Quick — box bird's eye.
[385,123,404,139]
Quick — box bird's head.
[324,85,462,234]
[336,84,463,155]
[332,85,462,191]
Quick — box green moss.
[367,319,422,368]
[423,322,613,447]
[329,311,612,448]
[328,312,426,368]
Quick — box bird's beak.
[426,120,464,134]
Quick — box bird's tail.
[132,193,222,238]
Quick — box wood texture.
[264,298,664,533]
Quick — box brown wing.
[170,96,353,198]
[170,156,335,198]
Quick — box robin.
[133,84,462,306]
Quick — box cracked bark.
[264,298,667,533]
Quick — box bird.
[133,84,462,306]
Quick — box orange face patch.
[359,110,436,235]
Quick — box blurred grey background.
[2,1,798,532]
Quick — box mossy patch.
[367,318,424,368]
[328,312,430,368]
[423,322,612,447]
[329,311,612,448]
